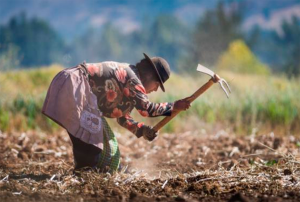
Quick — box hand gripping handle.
[153,77,217,132]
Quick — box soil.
[1,129,300,201]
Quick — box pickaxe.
[153,64,231,132]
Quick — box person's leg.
[98,117,121,172]
[68,132,102,170]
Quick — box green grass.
[0,67,299,135]
[148,71,300,135]
[0,65,62,132]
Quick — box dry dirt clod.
[228,193,249,202]
[283,169,292,175]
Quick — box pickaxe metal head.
[197,64,231,98]
[153,63,232,131]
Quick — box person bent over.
[42,53,190,172]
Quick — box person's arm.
[127,80,172,117]
[117,114,157,141]
[129,79,190,117]
[117,114,144,137]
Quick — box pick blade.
[196,64,215,77]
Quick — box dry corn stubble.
[0,129,300,201]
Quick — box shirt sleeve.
[117,114,144,138]
[127,77,174,118]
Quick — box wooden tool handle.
[153,78,215,132]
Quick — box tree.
[184,2,243,72]
[146,15,190,71]
[247,16,300,77]
[279,17,300,77]
[216,39,270,75]
[0,44,20,71]
[0,13,64,67]
[98,23,123,61]
[122,15,190,71]
[68,23,124,65]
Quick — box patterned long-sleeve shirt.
[84,62,174,137]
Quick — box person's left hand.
[141,125,158,141]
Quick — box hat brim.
[143,53,165,92]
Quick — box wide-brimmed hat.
[143,53,170,92]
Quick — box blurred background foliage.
[1,2,299,75]
[216,40,270,75]
[0,1,299,135]
[0,67,299,135]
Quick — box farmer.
[42,53,190,172]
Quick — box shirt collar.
[130,65,141,80]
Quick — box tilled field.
[1,129,300,202]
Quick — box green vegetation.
[216,40,270,75]
[182,2,242,71]
[0,13,63,68]
[0,66,299,136]
[152,71,300,135]
[0,65,62,132]
[1,2,299,76]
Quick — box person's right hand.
[173,97,191,111]
[141,125,158,142]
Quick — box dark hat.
[143,53,170,92]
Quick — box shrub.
[216,40,270,75]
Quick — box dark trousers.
[68,133,102,170]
